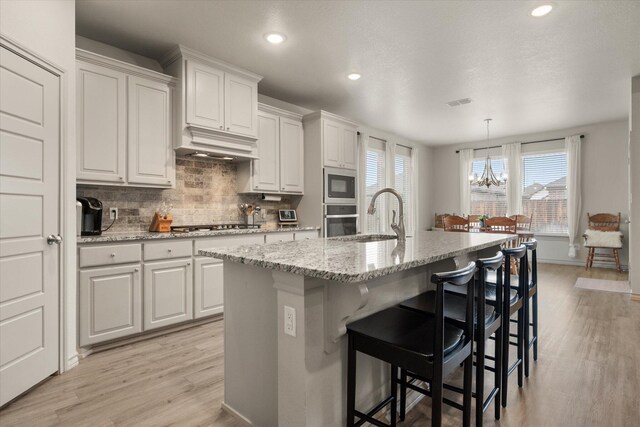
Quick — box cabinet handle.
[110,253,116,257]
[167,180,171,183]
[226,127,230,130]
[187,262,191,266]
[134,268,139,272]
[219,126,223,129]
[119,176,123,180]
[168,248,172,253]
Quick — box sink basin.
[351,235,398,243]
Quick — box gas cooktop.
[170,224,261,233]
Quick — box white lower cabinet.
[143,258,193,331]
[79,264,142,346]
[194,257,224,318]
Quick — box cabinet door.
[253,111,280,191]
[224,73,258,137]
[79,264,142,346]
[341,127,358,170]
[322,119,341,168]
[76,61,126,183]
[127,76,174,186]
[185,60,224,130]
[194,257,224,318]
[280,117,304,193]
[144,259,193,330]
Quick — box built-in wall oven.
[324,204,358,237]
[324,167,356,204]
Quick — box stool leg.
[476,331,485,427]
[614,249,621,273]
[399,369,407,421]
[390,365,397,427]
[463,351,472,427]
[524,297,530,378]
[495,323,502,419]
[533,292,538,361]
[501,310,510,407]
[585,248,590,270]
[347,335,356,427]
[517,307,523,388]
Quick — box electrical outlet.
[284,305,296,337]
[109,207,118,220]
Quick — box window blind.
[365,138,386,233]
[521,152,568,233]
[470,158,507,216]
[393,145,412,233]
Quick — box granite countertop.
[77,226,320,244]
[199,231,515,283]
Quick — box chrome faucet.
[367,187,406,243]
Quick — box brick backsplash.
[77,156,295,233]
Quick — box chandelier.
[469,119,507,188]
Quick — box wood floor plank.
[0,264,637,426]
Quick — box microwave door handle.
[325,214,359,218]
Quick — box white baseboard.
[221,401,253,427]
[66,353,79,371]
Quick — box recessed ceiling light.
[347,73,362,81]
[264,33,286,44]
[531,4,553,17]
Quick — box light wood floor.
[0,264,637,426]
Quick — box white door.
[144,259,193,330]
[341,127,358,170]
[0,46,60,406]
[194,257,224,318]
[224,73,258,137]
[76,60,126,183]
[253,111,279,192]
[280,117,304,193]
[322,119,341,168]
[79,264,142,346]
[186,60,224,130]
[127,76,173,187]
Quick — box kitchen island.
[200,231,514,427]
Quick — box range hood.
[175,124,259,161]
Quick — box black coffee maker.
[77,197,103,236]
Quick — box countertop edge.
[199,236,513,283]
[77,227,320,244]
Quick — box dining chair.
[468,215,483,231]
[434,213,450,230]
[484,217,517,234]
[583,212,623,272]
[444,215,469,232]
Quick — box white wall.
[0,0,77,369]
[430,119,630,269]
[631,77,640,293]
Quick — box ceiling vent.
[446,98,472,107]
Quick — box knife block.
[149,212,173,232]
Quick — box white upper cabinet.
[224,73,258,137]
[320,115,358,170]
[76,61,127,183]
[237,103,304,194]
[128,76,174,186]
[253,111,280,192]
[160,46,262,159]
[76,49,176,188]
[186,60,224,130]
[280,117,304,193]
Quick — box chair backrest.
[523,239,537,287]
[443,215,469,232]
[510,214,533,231]
[468,214,482,230]
[434,213,450,229]
[501,244,528,303]
[587,212,621,231]
[484,216,516,234]
[476,252,504,333]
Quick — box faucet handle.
[391,210,397,225]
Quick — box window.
[469,158,507,217]
[365,137,386,233]
[393,145,413,234]
[521,151,568,233]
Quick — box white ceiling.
[76,0,640,145]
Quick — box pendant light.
[469,119,507,188]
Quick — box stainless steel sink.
[350,235,398,243]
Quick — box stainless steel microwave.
[324,167,357,204]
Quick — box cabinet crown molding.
[159,44,263,82]
[258,103,303,121]
[76,49,176,85]
[303,110,358,127]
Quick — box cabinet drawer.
[194,234,265,252]
[79,244,142,268]
[294,230,319,240]
[144,240,192,261]
[265,232,294,244]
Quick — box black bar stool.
[522,239,538,376]
[398,252,505,427]
[345,262,477,427]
